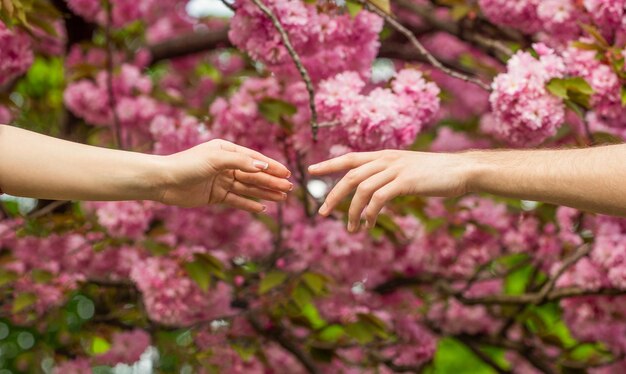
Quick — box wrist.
[462,150,495,194]
[132,153,172,202]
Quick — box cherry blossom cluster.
[486,44,567,146]
[479,0,626,42]
[316,69,441,153]
[0,21,33,85]
[229,0,383,82]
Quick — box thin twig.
[248,0,319,139]
[105,1,123,149]
[395,0,513,59]
[359,0,491,91]
[28,200,70,219]
[534,244,592,303]
[218,0,235,12]
[582,114,596,145]
[295,151,315,219]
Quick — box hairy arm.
[0,125,292,210]
[309,145,626,232]
[467,145,626,216]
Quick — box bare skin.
[0,125,292,213]
[308,145,626,232]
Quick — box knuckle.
[372,191,387,203]
[356,182,373,195]
[344,170,359,184]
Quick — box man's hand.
[308,150,472,232]
[158,139,292,212]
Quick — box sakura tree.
[1,0,626,372]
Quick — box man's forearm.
[0,125,165,201]
[466,144,626,216]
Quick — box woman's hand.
[308,150,472,232]
[158,139,292,212]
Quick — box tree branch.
[378,41,479,76]
[248,0,319,139]
[104,1,123,149]
[360,0,491,91]
[148,28,231,64]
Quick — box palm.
[157,140,292,212]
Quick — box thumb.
[211,151,269,172]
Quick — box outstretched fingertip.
[317,202,329,216]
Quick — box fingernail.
[261,205,267,212]
[288,183,294,191]
[286,171,292,178]
[318,202,328,215]
[365,219,371,229]
[308,164,319,172]
[281,192,288,200]
[347,221,355,232]
[253,160,269,170]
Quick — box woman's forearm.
[0,125,164,201]
[466,144,626,216]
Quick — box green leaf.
[0,269,17,287]
[291,282,313,307]
[91,336,111,355]
[259,271,287,294]
[546,77,593,108]
[196,63,221,82]
[358,313,389,339]
[504,263,535,295]
[546,79,568,99]
[301,272,328,296]
[345,322,374,344]
[13,293,37,313]
[195,253,226,279]
[184,260,211,292]
[431,337,497,374]
[423,217,446,233]
[580,24,610,49]
[451,4,471,20]
[258,98,296,125]
[31,269,53,283]
[370,0,391,14]
[144,240,171,256]
[592,131,625,145]
[318,325,345,342]
[300,303,326,329]
[345,0,362,17]
[621,86,626,107]
[231,339,258,361]
[1,200,20,217]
